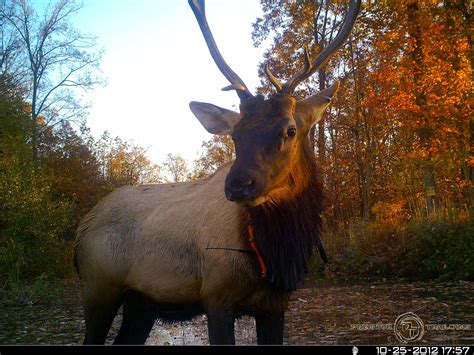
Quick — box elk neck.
[240,139,324,292]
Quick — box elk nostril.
[242,179,253,188]
[225,177,256,202]
[231,178,252,192]
[242,179,256,197]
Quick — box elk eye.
[287,127,297,137]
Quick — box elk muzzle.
[224,167,267,206]
[225,177,255,201]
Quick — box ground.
[0,279,472,345]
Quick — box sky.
[65,0,267,165]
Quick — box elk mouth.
[225,192,268,207]
[224,181,268,207]
[243,196,267,207]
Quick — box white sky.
[72,0,267,165]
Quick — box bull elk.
[74,0,361,345]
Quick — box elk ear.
[298,81,339,128]
[189,101,241,135]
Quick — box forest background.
[0,0,472,303]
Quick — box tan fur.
[75,84,340,336]
[75,162,263,308]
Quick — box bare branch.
[36,57,98,115]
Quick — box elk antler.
[266,0,361,96]
[189,0,254,101]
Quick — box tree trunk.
[349,39,371,222]
[407,0,440,214]
[444,1,473,211]
[317,68,327,180]
[313,1,328,176]
[31,87,38,167]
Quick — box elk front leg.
[205,303,235,345]
[256,312,284,345]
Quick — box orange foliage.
[253,0,472,223]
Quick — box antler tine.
[189,0,253,101]
[280,0,361,95]
[282,45,312,94]
[264,45,311,94]
[264,63,283,92]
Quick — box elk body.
[74,0,360,345]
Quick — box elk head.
[189,0,360,207]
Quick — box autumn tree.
[192,135,234,179]
[162,153,189,183]
[379,0,473,214]
[252,0,377,220]
[252,0,472,222]
[0,2,167,288]
[40,122,108,234]
[94,132,162,187]
[0,75,74,281]
[253,0,351,175]
[0,0,104,165]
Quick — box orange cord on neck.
[247,225,267,278]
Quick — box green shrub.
[0,166,76,298]
[321,216,473,281]
[408,218,473,280]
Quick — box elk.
[74,0,361,345]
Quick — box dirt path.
[1,279,472,345]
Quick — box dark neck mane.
[242,142,325,292]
